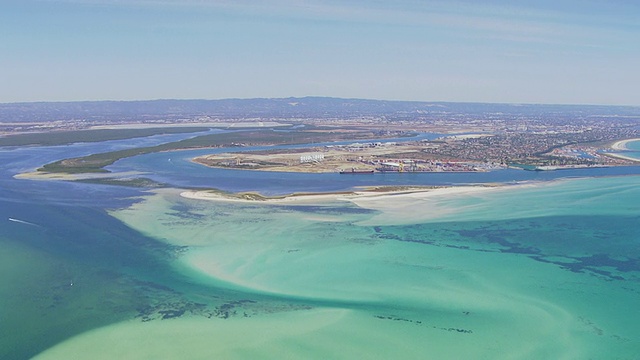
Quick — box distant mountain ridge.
[1,97,640,123]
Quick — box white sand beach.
[179,185,499,206]
[606,138,640,162]
[605,153,640,162]
[610,138,640,151]
[180,184,533,226]
[180,189,352,204]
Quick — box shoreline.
[14,170,145,181]
[610,138,640,151]
[179,184,506,206]
[606,138,640,163]
[604,153,640,163]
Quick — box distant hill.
[1,97,640,123]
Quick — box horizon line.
[2,96,639,108]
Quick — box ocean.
[1,135,639,359]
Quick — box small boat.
[8,218,39,226]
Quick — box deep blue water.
[0,131,224,358]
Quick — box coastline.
[605,153,640,162]
[610,138,640,151]
[606,138,640,163]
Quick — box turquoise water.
[2,136,640,359]
[42,177,640,359]
[627,139,640,151]
[623,139,640,160]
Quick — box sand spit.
[180,181,565,226]
[180,185,518,226]
[179,185,500,206]
[14,171,82,181]
[605,153,640,162]
[15,170,145,181]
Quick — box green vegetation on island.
[72,177,166,188]
[38,127,408,174]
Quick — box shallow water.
[61,176,639,359]
[621,139,640,160]
[2,135,640,359]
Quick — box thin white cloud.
[36,0,636,49]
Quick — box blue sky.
[1,0,639,105]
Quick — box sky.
[1,0,639,105]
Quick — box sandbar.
[15,170,145,181]
[180,180,583,226]
[179,185,494,206]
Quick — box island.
[2,98,638,181]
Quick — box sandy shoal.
[180,189,353,204]
[344,185,523,225]
[180,181,565,226]
[180,184,521,227]
[15,170,145,181]
[180,185,500,206]
[14,171,81,181]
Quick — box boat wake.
[8,218,41,227]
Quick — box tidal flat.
[34,176,640,359]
